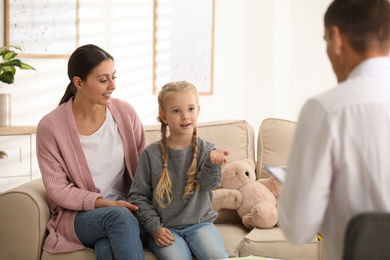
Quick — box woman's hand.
[153,227,175,247]
[94,198,139,215]
[210,149,230,165]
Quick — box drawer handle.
[0,151,8,159]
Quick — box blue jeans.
[147,222,228,260]
[74,207,145,260]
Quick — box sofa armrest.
[0,178,50,260]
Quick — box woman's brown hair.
[59,44,114,105]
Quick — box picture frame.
[153,0,215,95]
[4,0,79,58]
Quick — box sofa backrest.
[144,120,255,164]
[144,120,255,225]
[256,118,296,179]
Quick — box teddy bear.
[212,159,283,229]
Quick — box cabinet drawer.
[0,135,31,178]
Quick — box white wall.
[242,0,335,133]
[289,0,336,118]
[0,0,335,132]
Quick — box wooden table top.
[0,126,37,135]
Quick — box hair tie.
[193,154,197,158]
[163,163,168,168]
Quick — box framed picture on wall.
[4,0,79,58]
[153,0,215,95]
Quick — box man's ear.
[331,26,344,55]
[73,76,83,90]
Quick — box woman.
[36,44,147,260]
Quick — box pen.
[317,231,323,241]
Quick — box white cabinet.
[0,127,40,192]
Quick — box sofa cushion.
[237,227,322,259]
[215,223,250,258]
[41,224,248,259]
[41,247,159,260]
[257,118,296,179]
[41,248,96,260]
[145,120,255,164]
[214,208,242,224]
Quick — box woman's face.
[76,59,116,106]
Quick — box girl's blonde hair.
[154,81,199,208]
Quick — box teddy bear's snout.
[245,171,249,177]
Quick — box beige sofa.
[0,119,323,260]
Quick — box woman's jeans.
[74,207,145,260]
[147,222,228,260]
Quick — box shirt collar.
[348,56,390,80]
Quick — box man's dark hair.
[324,0,390,54]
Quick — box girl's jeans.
[147,222,228,260]
[74,207,145,260]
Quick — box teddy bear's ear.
[244,159,255,170]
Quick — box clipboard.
[264,165,286,183]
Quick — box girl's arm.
[209,149,229,165]
[128,150,163,236]
[197,145,229,191]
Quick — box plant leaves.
[2,50,17,62]
[2,59,22,68]
[21,63,35,70]
[0,45,22,55]
[0,45,34,84]
[0,65,16,74]
[0,71,15,84]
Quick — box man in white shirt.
[278,0,390,259]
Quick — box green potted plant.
[0,45,35,126]
[0,45,35,84]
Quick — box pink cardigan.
[36,98,148,253]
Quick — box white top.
[79,107,126,201]
[278,57,390,260]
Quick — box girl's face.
[160,91,200,139]
[75,59,116,106]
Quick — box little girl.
[129,81,229,260]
